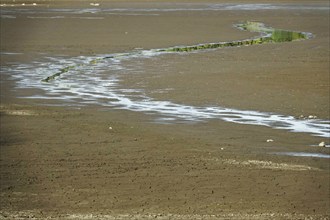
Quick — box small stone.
[266,139,274,143]
[308,115,317,119]
[109,126,113,130]
[90,3,100,6]
[220,148,224,150]
[318,142,326,147]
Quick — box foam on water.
[1,50,329,138]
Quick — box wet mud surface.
[0,0,329,219]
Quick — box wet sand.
[1,0,329,219]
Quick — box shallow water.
[1,3,329,19]
[40,21,311,82]
[273,152,330,159]
[1,48,329,138]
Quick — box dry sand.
[0,0,329,219]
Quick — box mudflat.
[0,0,329,219]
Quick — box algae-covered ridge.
[41,21,312,82]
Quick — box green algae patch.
[41,65,75,82]
[271,30,307,42]
[236,21,310,42]
[89,58,103,65]
[160,21,310,53]
[41,21,312,82]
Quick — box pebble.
[308,115,317,119]
[318,142,326,147]
[266,139,274,143]
[90,3,100,6]
[298,115,317,120]
[109,126,113,130]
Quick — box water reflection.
[271,30,307,42]
[273,152,330,159]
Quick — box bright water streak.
[1,51,329,138]
[273,152,330,159]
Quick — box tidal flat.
[0,0,329,219]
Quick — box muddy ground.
[0,0,329,219]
